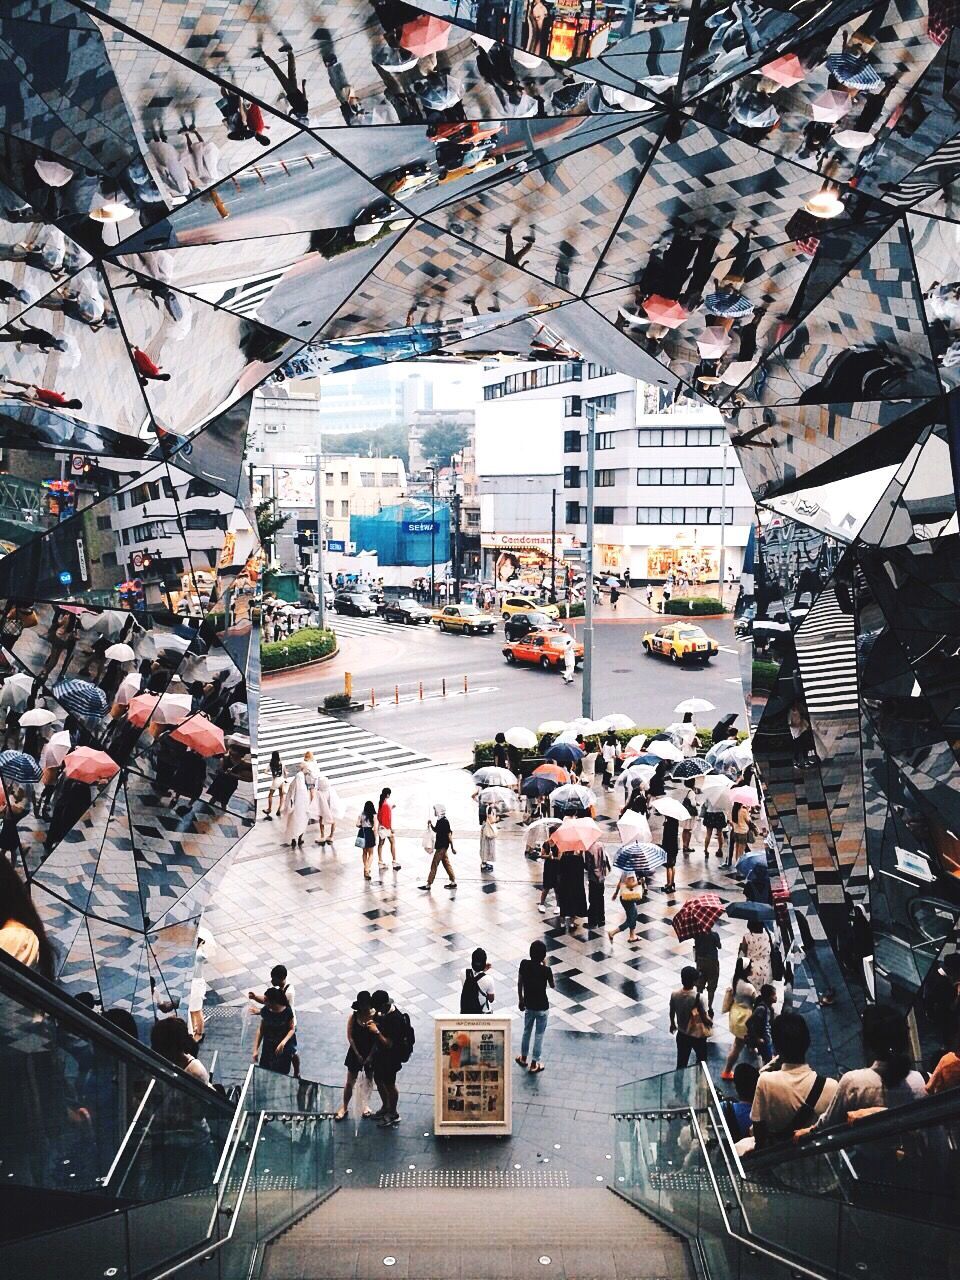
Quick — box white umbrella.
[105,642,136,661]
[598,713,635,730]
[565,716,600,735]
[551,783,596,808]
[622,762,656,785]
[0,673,34,710]
[19,707,58,727]
[624,734,648,754]
[674,698,716,715]
[617,809,652,843]
[524,816,561,849]
[79,609,130,637]
[478,785,520,812]
[731,742,753,767]
[648,739,684,762]
[473,766,518,787]
[40,729,72,769]
[651,795,690,822]
[136,630,192,659]
[700,775,732,803]
[114,672,142,707]
[505,726,536,750]
[537,720,566,735]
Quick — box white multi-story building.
[479,363,753,583]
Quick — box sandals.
[334,1106,347,1121]
[515,1055,528,1067]
[529,1063,545,1074]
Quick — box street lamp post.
[427,466,437,606]
[718,441,728,600]
[550,486,557,604]
[309,450,326,632]
[582,400,597,718]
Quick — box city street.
[264,598,744,761]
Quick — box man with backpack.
[369,988,415,1128]
[459,948,495,1014]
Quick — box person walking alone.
[516,940,554,1074]
[479,805,498,872]
[264,750,284,819]
[669,966,712,1069]
[376,787,400,871]
[419,804,457,890]
[561,636,576,684]
[459,947,495,1013]
[356,799,377,880]
[279,765,311,849]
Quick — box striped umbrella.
[703,289,754,318]
[671,757,711,780]
[672,894,725,941]
[53,679,108,718]
[614,841,667,877]
[0,750,41,783]
[824,52,882,90]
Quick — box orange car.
[503,630,584,671]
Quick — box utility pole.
[311,450,326,632]
[582,400,596,718]
[550,486,557,603]
[429,466,437,606]
[718,441,728,601]
[452,487,462,603]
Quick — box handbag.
[355,831,365,848]
[771,942,785,982]
[421,827,434,853]
[721,985,734,1014]
[688,1003,712,1039]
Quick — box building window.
[381,472,399,486]
[466,510,480,527]
[325,500,334,517]
[637,430,663,447]
[564,396,582,417]
[563,466,581,488]
[564,430,582,452]
[340,472,349,485]
[595,431,615,449]
[594,506,616,524]
[565,501,581,524]
[96,515,112,531]
[587,363,616,378]
[340,500,349,517]
[360,472,375,487]
[637,427,728,448]
[589,394,617,414]
[594,469,616,487]
[635,506,735,524]
[325,471,334,485]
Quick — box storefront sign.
[434,1016,512,1136]
[482,532,574,551]
[403,520,437,534]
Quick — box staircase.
[262,1187,694,1279]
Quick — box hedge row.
[473,726,715,769]
[262,627,337,672]
[666,597,725,615]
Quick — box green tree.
[418,421,470,468]
[326,424,409,466]
[255,500,288,556]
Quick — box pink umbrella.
[126,692,192,729]
[811,90,852,123]
[551,816,602,852]
[697,330,733,360]
[642,294,690,329]
[171,714,225,758]
[400,15,451,57]
[63,747,120,784]
[730,786,760,807]
[760,54,805,87]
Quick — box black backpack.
[395,1009,416,1062]
[460,968,484,1014]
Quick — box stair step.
[263,1189,694,1280]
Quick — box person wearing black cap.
[711,713,737,746]
[335,990,378,1121]
[368,989,412,1128]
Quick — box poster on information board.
[433,1016,512,1136]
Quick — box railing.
[613,1065,960,1280]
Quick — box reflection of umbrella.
[54,679,108,718]
[642,294,689,329]
[648,739,684,762]
[811,89,852,123]
[704,289,753,318]
[533,763,569,783]
[614,841,666,876]
[672,758,710,780]
[0,750,41,783]
[126,692,192,729]
[761,54,805,87]
[79,609,130,637]
[105,642,136,661]
[473,766,518,787]
[477,785,520,811]
[551,782,596,806]
[40,730,71,769]
[697,331,733,360]
[672,894,725,940]
[63,747,120,783]
[0,673,34,710]
[171,714,226,758]
[545,742,584,765]
[400,15,451,57]
[730,786,760,807]
[832,129,874,150]
[505,726,537,750]
[675,698,716,715]
[417,74,463,111]
[730,90,779,129]
[376,45,421,72]
[522,774,559,798]
[552,816,602,851]
[824,52,882,90]
[726,901,775,923]
[18,707,58,727]
[651,795,690,822]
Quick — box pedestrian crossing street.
[795,585,858,715]
[255,696,433,796]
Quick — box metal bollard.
[370,688,375,707]
[394,685,399,705]
[419,681,423,700]
[463,675,468,694]
[442,678,446,697]
[344,672,353,698]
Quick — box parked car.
[334,591,378,617]
[435,604,495,635]
[340,580,383,603]
[642,623,718,664]
[504,631,584,670]
[503,611,564,642]
[382,597,432,625]
[501,595,560,620]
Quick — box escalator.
[613,1063,960,1280]
[0,952,338,1279]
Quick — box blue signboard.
[58,570,73,585]
[326,539,345,553]
[403,520,437,535]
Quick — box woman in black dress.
[335,990,378,1120]
[252,987,297,1076]
[557,848,588,929]
[538,840,559,914]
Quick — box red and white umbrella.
[63,747,120,784]
[642,294,690,329]
[551,816,603,851]
[672,894,725,941]
[760,54,805,87]
[171,713,226,758]
[126,692,192,729]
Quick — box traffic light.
[42,479,77,520]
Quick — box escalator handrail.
[0,947,233,1115]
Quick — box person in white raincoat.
[280,766,311,848]
[562,637,576,684]
[313,772,344,846]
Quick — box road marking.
[718,646,740,655]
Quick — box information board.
[433,1016,512,1136]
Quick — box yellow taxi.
[501,595,561,620]
[642,623,718,665]
[435,604,495,635]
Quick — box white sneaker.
[537,904,546,914]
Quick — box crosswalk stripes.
[255,695,432,795]
[794,585,859,715]
[328,613,394,639]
